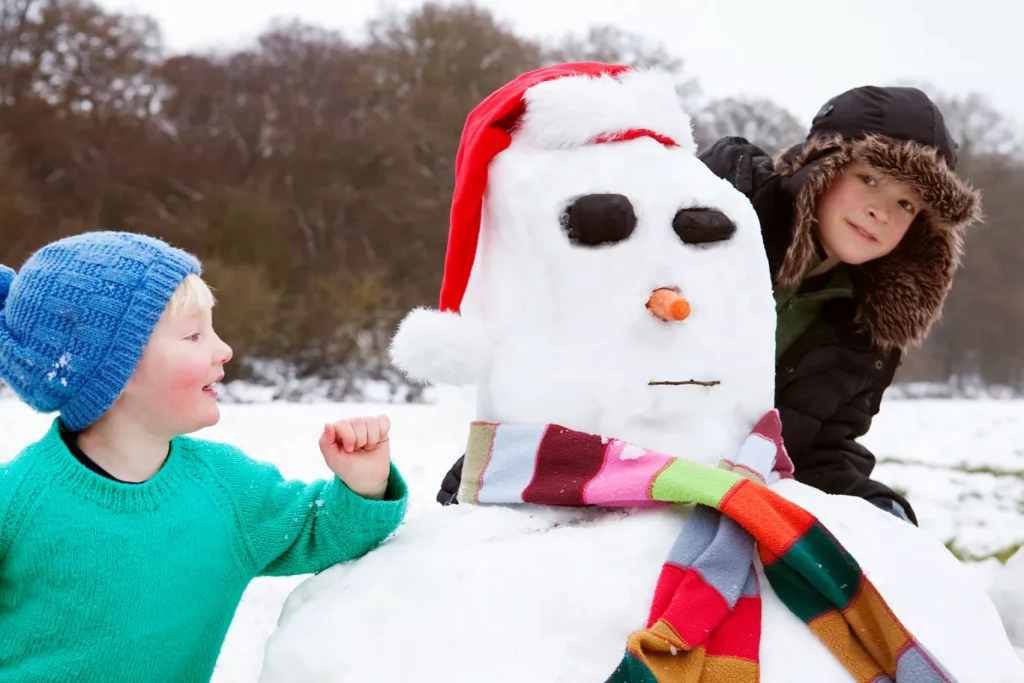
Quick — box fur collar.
[773,134,982,350]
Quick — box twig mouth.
[648,380,721,387]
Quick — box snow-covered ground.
[1,389,1021,682]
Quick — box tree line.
[1,0,1020,398]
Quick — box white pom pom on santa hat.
[389,307,490,386]
[391,62,696,385]
[439,61,696,316]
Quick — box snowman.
[989,548,1024,658]
[259,64,1023,683]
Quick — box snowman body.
[260,482,1018,682]
[259,68,1023,683]
[989,547,1024,656]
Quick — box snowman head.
[392,63,777,460]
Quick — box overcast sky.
[99,0,1020,128]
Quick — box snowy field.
[2,389,1022,682]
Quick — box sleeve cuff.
[329,463,409,528]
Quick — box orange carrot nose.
[647,288,690,321]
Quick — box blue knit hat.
[0,231,201,430]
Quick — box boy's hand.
[318,415,392,500]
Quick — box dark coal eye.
[673,208,736,245]
[560,194,636,247]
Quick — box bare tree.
[693,96,805,154]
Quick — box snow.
[2,392,1023,681]
[863,398,1024,558]
[990,547,1024,648]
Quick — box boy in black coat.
[436,85,981,526]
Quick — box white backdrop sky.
[97,0,1021,128]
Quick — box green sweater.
[773,259,853,361]
[0,419,408,682]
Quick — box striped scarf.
[459,410,953,683]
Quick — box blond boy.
[0,231,407,682]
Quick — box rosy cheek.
[175,365,208,392]
[157,364,210,409]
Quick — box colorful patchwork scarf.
[459,410,953,683]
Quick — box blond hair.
[168,273,216,316]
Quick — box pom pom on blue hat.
[0,231,201,430]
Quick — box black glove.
[698,136,775,197]
[867,495,913,523]
[437,455,464,506]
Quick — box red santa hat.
[438,62,696,313]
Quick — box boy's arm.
[217,448,408,577]
[0,456,42,565]
[776,350,917,524]
[698,136,776,198]
[0,464,12,563]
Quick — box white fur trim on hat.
[514,69,697,154]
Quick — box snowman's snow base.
[260,481,1024,683]
[989,547,1024,653]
